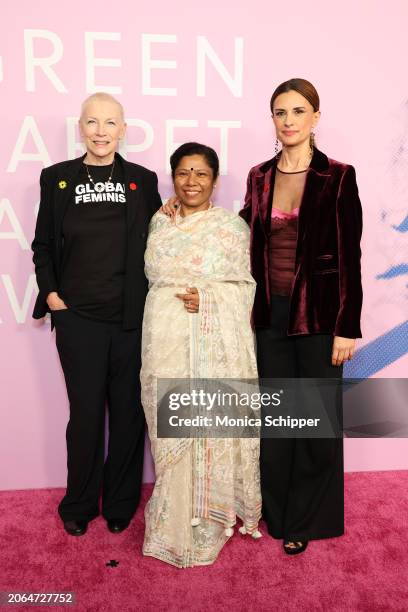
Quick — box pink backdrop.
[1,0,407,490]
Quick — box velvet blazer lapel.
[255,162,274,232]
[297,153,331,250]
[254,148,331,236]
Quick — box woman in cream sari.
[141,143,261,568]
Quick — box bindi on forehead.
[177,166,209,171]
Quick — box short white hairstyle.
[80,92,125,122]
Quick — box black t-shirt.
[59,163,127,321]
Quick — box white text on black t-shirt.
[75,182,126,204]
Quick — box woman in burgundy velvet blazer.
[239,78,363,555]
[240,147,362,338]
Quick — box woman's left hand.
[332,336,356,366]
[175,287,199,313]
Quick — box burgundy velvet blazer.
[239,148,363,338]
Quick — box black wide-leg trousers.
[256,295,344,541]
[53,309,145,523]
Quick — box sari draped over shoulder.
[141,206,262,568]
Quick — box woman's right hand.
[46,292,68,311]
[161,196,179,219]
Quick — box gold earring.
[310,132,315,156]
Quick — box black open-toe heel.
[283,540,308,555]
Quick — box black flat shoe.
[64,520,88,536]
[107,518,130,533]
[283,540,308,555]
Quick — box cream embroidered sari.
[140,206,261,568]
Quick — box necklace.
[277,167,308,175]
[84,158,115,192]
[174,203,213,233]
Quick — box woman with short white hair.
[32,93,162,537]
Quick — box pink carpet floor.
[1,471,408,612]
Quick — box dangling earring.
[309,132,315,157]
[275,138,281,159]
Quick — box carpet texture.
[1,471,407,611]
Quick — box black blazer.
[31,152,162,330]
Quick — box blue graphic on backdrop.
[376,263,408,279]
[345,321,408,378]
[392,215,408,233]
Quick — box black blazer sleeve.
[147,170,163,215]
[31,168,58,308]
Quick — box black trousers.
[256,295,344,541]
[53,309,145,522]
